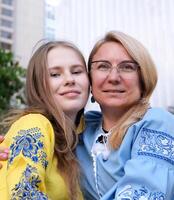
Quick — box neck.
[101,107,128,131]
[65,112,77,123]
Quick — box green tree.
[0,48,26,114]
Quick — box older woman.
[76,31,174,200]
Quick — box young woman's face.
[47,47,89,119]
[90,41,141,112]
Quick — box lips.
[103,89,125,93]
[59,90,81,96]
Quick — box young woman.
[0,41,89,200]
[76,31,174,200]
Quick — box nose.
[64,72,75,85]
[107,67,121,82]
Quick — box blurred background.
[0,0,174,113]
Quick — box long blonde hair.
[2,41,87,200]
[88,31,157,149]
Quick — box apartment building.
[0,0,45,67]
[0,0,14,50]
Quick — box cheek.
[79,75,90,92]
[126,77,141,96]
[91,77,106,96]
[91,80,101,97]
[48,78,61,93]
[90,74,102,89]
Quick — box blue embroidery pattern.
[11,164,48,200]
[8,127,48,169]
[117,185,165,200]
[138,128,174,165]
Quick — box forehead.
[93,41,132,61]
[47,46,84,68]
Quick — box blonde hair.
[88,31,157,149]
[2,41,87,200]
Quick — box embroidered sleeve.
[101,122,174,200]
[137,127,174,165]
[4,114,54,199]
[11,164,48,200]
[116,185,165,200]
[8,126,48,169]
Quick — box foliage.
[0,48,26,114]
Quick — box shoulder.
[12,113,53,129]
[133,107,174,136]
[144,107,174,120]
[6,113,55,143]
[16,113,51,123]
[139,107,174,130]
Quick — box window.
[0,30,12,39]
[46,5,55,20]
[1,19,12,28]
[1,8,13,17]
[2,0,13,6]
[0,42,12,50]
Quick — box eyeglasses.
[91,60,139,76]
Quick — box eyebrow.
[91,59,137,64]
[48,64,85,70]
[91,60,111,64]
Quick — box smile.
[103,89,125,93]
[59,90,80,98]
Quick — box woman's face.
[90,41,141,112]
[47,46,89,119]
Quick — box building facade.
[0,0,14,50]
[0,0,45,67]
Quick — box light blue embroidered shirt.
[76,107,174,200]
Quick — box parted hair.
[88,31,158,148]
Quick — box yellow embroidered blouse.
[0,114,83,200]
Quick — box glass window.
[46,5,55,20]
[1,8,13,17]
[0,42,12,50]
[0,30,12,39]
[46,10,55,20]
[2,0,13,6]
[1,19,12,28]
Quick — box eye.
[97,63,111,71]
[49,72,61,77]
[72,66,85,75]
[119,63,136,72]
[72,70,83,74]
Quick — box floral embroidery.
[8,127,48,169]
[11,164,48,200]
[117,185,165,200]
[138,128,174,165]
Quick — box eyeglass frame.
[90,60,140,75]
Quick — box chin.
[64,105,83,113]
